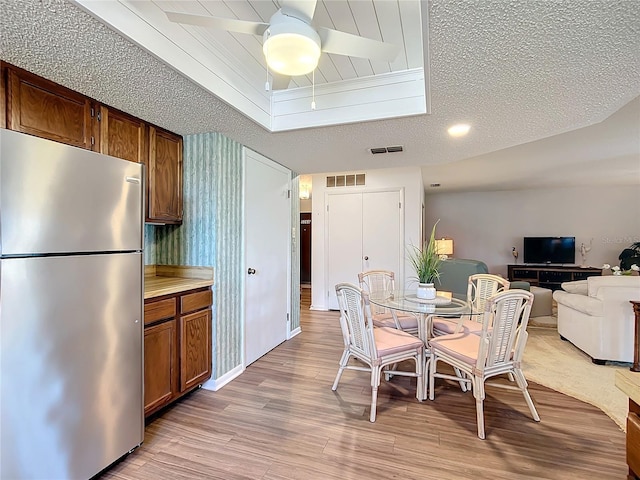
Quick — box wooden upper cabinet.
[99,106,147,163]
[5,64,94,150]
[147,126,183,224]
[1,62,184,225]
[0,63,6,129]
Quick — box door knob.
[247,268,256,275]
[364,256,369,261]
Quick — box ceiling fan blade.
[317,27,400,62]
[165,11,268,36]
[271,74,292,91]
[280,0,318,23]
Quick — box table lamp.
[435,238,454,259]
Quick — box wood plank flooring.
[100,288,627,480]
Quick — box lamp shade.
[435,238,454,256]
[263,19,321,76]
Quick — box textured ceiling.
[1,0,639,191]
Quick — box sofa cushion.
[553,289,603,316]
[587,275,640,298]
[561,280,588,295]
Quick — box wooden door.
[99,106,146,163]
[147,126,183,224]
[244,149,290,366]
[300,213,312,284]
[326,190,403,310]
[144,319,177,416]
[5,65,94,149]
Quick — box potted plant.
[408,220,441,299]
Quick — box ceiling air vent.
[386,145,403,153]
[369,145,404,154]
[326,173,365,188]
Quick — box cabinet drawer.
[180,289,212,315]
[144,297,177,325]
[629,411,640,476]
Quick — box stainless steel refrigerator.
[0,129,144,479]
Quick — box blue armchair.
[435,258,489,297]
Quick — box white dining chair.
[332,283,424,422]
[431,274,510,337]
[358,270,419,335]
[428,289,540,439]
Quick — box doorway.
[300,213,312,285]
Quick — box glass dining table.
[368,290,475,345]
[368,290,480,400]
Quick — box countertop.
[144,265,213,299]
[615,369,640,406]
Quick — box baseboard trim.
[309,305,329,311]
[288,326,302,339]
[202,364,244,391]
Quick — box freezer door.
[0,129,143,255]
[0,253,144,480]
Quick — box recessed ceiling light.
[448,123,471,137]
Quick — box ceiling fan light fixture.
[263,15,321,76]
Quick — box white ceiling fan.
[165,0,400,90]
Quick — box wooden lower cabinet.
[629,399,640,480]
[144,320,177,415]
[180,309,212,392]
[144,287,212,417]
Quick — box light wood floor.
[101,289,626,479]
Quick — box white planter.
[417,282,436,300]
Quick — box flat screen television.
[523,237,575,264]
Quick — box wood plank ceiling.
[140,0,423,90]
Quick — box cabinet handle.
[247,268,256,275]
[364,256,369,261]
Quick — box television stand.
[508,264,602,291]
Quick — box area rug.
[522,326,628,431]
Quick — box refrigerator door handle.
[126,176,141,184]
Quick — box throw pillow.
[561,280,588,295]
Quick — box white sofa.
[553,275,640,363]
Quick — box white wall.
[310,166,423,310]
[425,185,640,277]
[300,198,312,213]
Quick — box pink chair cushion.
[374,327,423,357]
[432,317,483,335]
[372,312,418,330]
[429,333,480,365]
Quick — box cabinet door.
[99,106,146,163]
[147,126,183,224]
[144,319,177,416]
[1,63,6,128]
[179,308,212,392]
[5,66,94,149]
